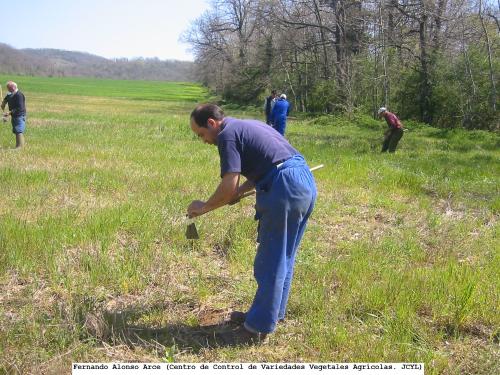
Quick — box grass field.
[0,75,498,374]
[0,75,206,102]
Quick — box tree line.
[183,0,499,130]
[0,43,195,82]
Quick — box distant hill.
[0,43,196,81]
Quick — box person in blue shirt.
[271,94,290,136]
[187,104,317,345]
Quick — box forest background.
[182,0,499,130]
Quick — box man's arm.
[188,172,240,218]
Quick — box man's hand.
[187,200,206,218]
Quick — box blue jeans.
[12,116,26,134]
[245,155,317,333]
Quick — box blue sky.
[0,0,209,61]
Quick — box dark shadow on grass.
[86,308,250,352]
[107,320,248,351]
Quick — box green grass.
[0,76,499,374]
[0,74,208,102]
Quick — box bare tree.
[183,0,497,128]
[478,0,497,112]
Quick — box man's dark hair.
[190,104,225,128]
[271,90,277,95]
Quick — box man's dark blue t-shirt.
[3,91,26,117]
[217,117,299,182]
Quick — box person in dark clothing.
[263,90,277,125]
[271,94,290,136]
[1,81,26,148]
[378,107,404,153]
[188,104,317,345]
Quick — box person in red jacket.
[378,107,404,153]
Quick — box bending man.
[378,107,404,153]
[187,104,317,345]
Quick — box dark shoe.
[229,311,247,324]
[229,311,285,325]
[218,325,268,346]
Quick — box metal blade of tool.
[186,222,199,240]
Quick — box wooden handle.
[309,164,324,172]
[228,164,324,205]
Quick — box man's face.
[190,118,219,145]
[7,84,15,93]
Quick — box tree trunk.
[419,9,433,124]
[479,0,497,112]
[313,0,331,79]
[332,0,348,108]
[379,1,389,107]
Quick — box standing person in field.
[187,104,317,345]
[271,94,290,136]
[1,81,26,148]
[378,107,404,153]
[264,89,277,125]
